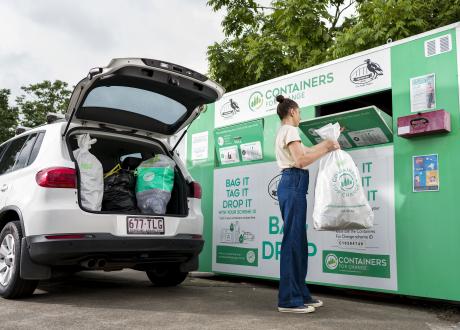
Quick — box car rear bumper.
[25,233,204,268]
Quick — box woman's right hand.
[322,139,340,152]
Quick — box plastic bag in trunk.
[312,123,374,230]
[102,165,138,212]
[73,134,104,211]
[135,155,175,214]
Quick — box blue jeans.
[277,168,312,307]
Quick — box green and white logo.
[323,250,391,278]
[217,136,224,146]
[81,163,93,170]
[325,253,338,270]
[248,91,263,111]
[143,173,155,182]
[246,250,256,264]
[339,173,355,191]
[332,168,359,196]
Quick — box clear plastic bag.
[73,134,104,211]
[313,123,374,230]
[135,155,175,214]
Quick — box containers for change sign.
[214,49,390,128]
[212,145,397,291]
[323,251,390,278]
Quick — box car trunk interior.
[67,130,188,216]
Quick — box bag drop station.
[185,23,460,301]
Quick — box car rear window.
[82,86,187,125]
[0,135,29,175]
[27,132,45,165]
[14,133,38,170]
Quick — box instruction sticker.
[219,146,240,165]
[413,154,439,192]
[338,135,353,149]
[191,131,209,160]
[240,141,263,161]
[347,127,389,147]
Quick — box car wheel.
[0,221,38,299]
[146,265,188,287]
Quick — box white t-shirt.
[275,124,301,169]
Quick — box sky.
[0,0,226,102]
[0,0,354,103]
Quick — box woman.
[275,95,339,314]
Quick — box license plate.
[126,216,165,235]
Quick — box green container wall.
[186,104,216,271]
[391,28,460,300]
[187,105,314,271]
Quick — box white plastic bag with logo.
[73,134,104,211]
[313,123,373,230]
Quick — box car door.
[0,134,38,209]
[64,58,224,137]
[0,142,9,207]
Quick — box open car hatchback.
[0,58,223,298]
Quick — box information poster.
[212,145,397,291]
[191,131,208,161]
[214,119,264,167]
[413,154,439,192]
[410,73,436,113]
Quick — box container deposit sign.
[212,145,397,291]
[214,48,390,128]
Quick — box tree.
[0,89,19,144]
[207,0,356,92]
[16,80,72,127]
[207,0,460,92]
[331,0,460,59]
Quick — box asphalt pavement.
[0,270,458,330]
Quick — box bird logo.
[220,98,241,118]
[364,59,383,78]
[229,98,240,113]
[350,59,384,86]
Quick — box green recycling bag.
[135,155,176,214]
[135,167,174,193]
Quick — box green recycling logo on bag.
[332,167,359,197]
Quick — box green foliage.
[0,89,19,144]
[16,80,71,127]
[330,0,448,59]
[207,0,263,37]
[208,0,460,92]
[207,0,353,91]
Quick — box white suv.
[0,58,223,298]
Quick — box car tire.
[146,265,188,287]
[0,221,38,299]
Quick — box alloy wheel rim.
[0,234,15,286]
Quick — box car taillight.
[36,167,77,189]
[189,181,202,199]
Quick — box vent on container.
[425,34,452,57]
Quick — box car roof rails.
[15,126,31,135]
[46,112,66,124]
